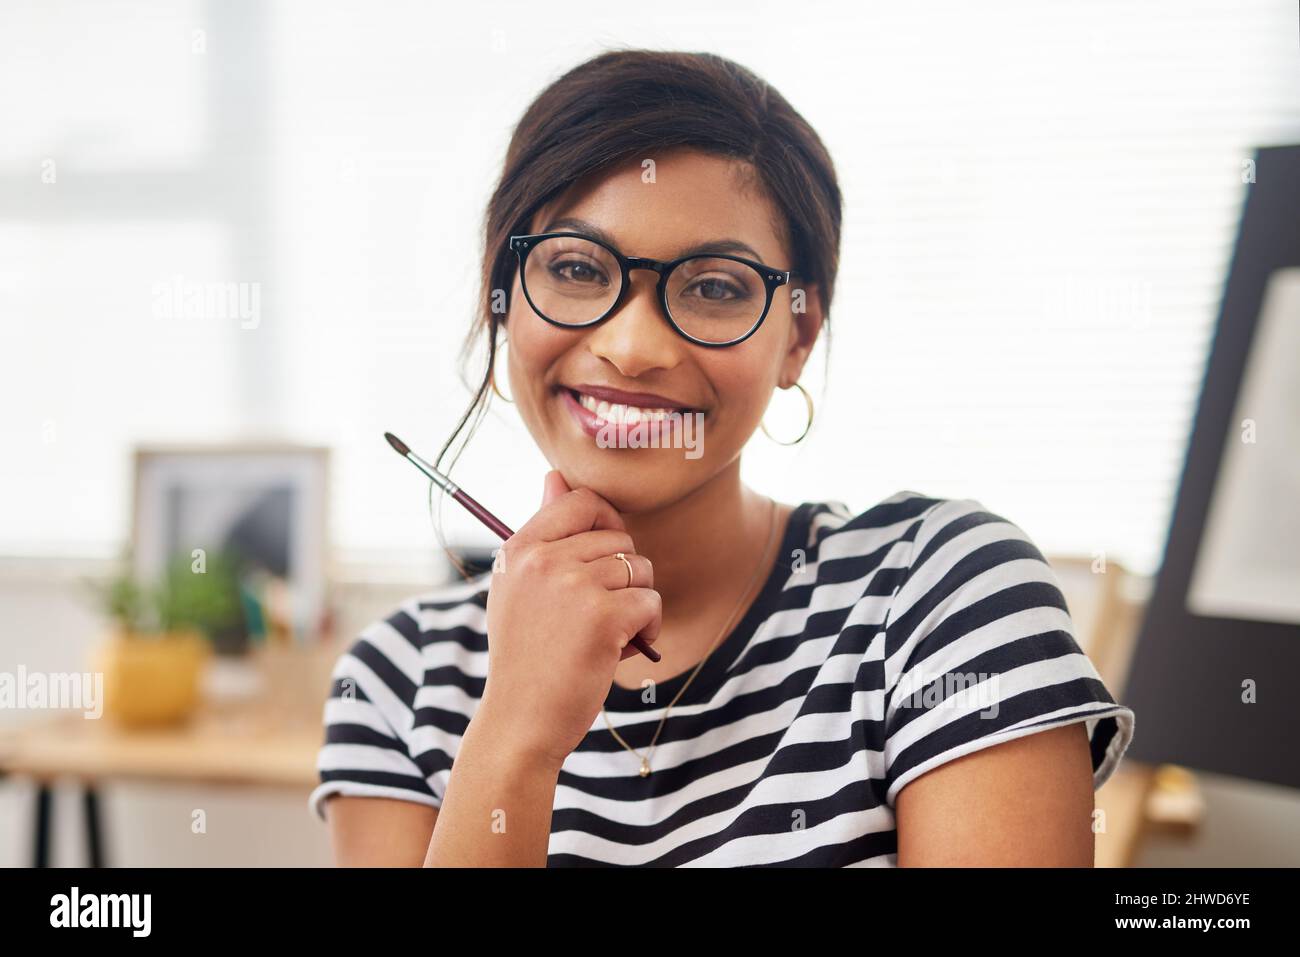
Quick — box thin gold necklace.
[602,496,781,778]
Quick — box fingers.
[541,468,570,507]
[590,551,653,591]
[518,482,627,544]
[550,529,636,564]
[521,471,659,663]
[610,587,662,658]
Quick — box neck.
[619,460,780,621]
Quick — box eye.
[549,257,609,286]
[683,275,748,301]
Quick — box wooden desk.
[0,710,321,789]
[0,677,325,866]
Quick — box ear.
[780,281,825,387]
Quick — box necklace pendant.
[639,759,651,778]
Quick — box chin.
[555,453,701,515]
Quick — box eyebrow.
[541,216,767,263]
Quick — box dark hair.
[433,49,843,569]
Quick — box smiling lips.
[558,384,703,436]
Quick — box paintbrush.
[384,432,660,663]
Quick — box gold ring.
[614,552,633,588]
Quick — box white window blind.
[2,0,1297,578]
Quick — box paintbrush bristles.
[385,431,456,495]
[384,432,410,457]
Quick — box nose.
[584,267,681,378]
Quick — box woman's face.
[504,147,821,513]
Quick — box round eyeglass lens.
[521,236,621,325]
[666,256,766,343]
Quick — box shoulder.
[327,571,492,712]
[808,492,1042,569]
[795,491,1057,629]
[311,572,492,818]
[859,495,1135,802]
[792,490,945,576]
[869,492,1076,677]
[883,495,1069,643]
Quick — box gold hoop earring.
[760,380,814,445]
[489,338,514,404]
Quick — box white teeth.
[575,391,682,425]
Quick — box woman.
[311,49,1135,866]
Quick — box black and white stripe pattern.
[311,493,1135,866]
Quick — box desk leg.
[84,787,104,868]
[33,785,52,868]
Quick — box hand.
[479,470,661,769]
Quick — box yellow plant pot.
[91,631,211,727]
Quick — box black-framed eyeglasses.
[508,231,792,348]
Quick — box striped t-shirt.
[310,492,1135,866]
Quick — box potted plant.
[86,551,245,726]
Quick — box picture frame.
[130,443,330,653]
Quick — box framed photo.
[131,443,330,652]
